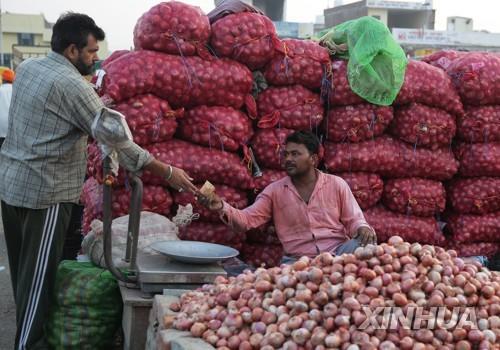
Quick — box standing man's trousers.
[1,201,75,350]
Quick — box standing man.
[0,68,14,148]
[200,130,377,261]
[0,13,198,349]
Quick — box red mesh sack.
[146,140,255,189]
[446,213,500,243]
[240,243,284,268]
[256,85,324,130]
[86,142,101,179]
[114,94,182,146]
[447,52,500,106]
[81,177,173,221]
[177,106,253,152]
[365,206,444,245]
[457,105,500,143]
[326,60,364,106]
[245,224,281,245]
[178,221,245,250]
[173,184,248,223]
[113,184,172,217]
[382,178,446,217]
[101,50,130,68]
[395,60,464,116]
[326,104,393,143]
[133,1,210,57]
[446,242,500,259]
[390,103,456,149]
[251,128,295,170]
[455,142,500,177]
[98,50,254,111]
[253,169,287,193]
[82,207,93,235]
[335,172,383,209]
[447,177,500,215]
[87,140,255,190]
[210,13,278,70]
[421,50,465,71]
[264,39,330,89]
[324,136,458,181]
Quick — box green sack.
[46,261,123,350]
[318,16,407,106]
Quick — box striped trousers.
[1,201,74,350]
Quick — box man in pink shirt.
[200,130,376,262]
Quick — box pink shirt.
[222,171,371,257]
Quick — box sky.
[3,0,499,51]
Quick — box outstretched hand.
[166,166,199,195]
[197,193,224,211]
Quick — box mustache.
[285,162,296,167]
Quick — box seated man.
[200,130,376,263]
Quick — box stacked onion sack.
[167,236,500,349]
[323,59,462,246]
[423,51,500,259]
[83,1,259,251]
[242,36,332,267]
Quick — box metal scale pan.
[133,241,238,293]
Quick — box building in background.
[324,0,435,30]
[1,12,109,70]
[215,0,286,21]
[214,0,324,39]
[324,0,500,57]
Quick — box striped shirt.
[0,51,152,209]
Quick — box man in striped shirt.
[0,13,197,349]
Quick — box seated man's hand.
[353,226,377,246]
[198,193,224,211]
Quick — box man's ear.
[311,153,319,167]
[63,43,79,61]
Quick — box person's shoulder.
[322,172,349,189]
[0,83,12,92]
[261,175,289,193]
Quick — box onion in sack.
[256,85,324,130]
[335,172,384,209]
[133,1,211,57]
[382,178,446,217]
[178,106,253,152]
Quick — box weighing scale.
[95,108,262,295]
[101,156,234,295]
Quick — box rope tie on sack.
[152,112,162,141]
[171,34,201,88]
[173,211,200,227]
[321,64,333,140]
[242,145,253,173]
[206,122,226,153]
[258,98,317,129]
[232,34,272,59]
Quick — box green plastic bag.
[318,16,407,106]
[46,261,123,350]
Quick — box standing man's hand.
[144,159,199,195]
[167,166,199,194]
[353,226,377,246]
[198,193,224,211]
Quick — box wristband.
[165,165,173,181]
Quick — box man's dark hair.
[285,130,321,155]
[51,13,105,54]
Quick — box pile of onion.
[169,236,499,350]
